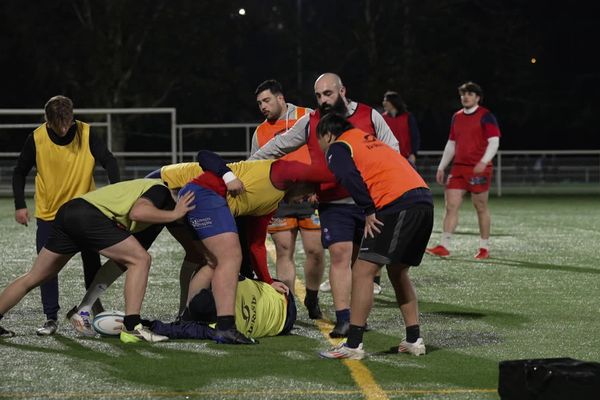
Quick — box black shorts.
[358,203,433,267]
[45,199,133,254]
[280,292,297,335]
[273,201,316,219]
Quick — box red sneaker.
[474,248,489,259]
[426,245,450,258]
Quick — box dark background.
[1,0,598,151]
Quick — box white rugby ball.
[92,311,125,336]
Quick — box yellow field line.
[266,239,389,400]
[0,388,498,398]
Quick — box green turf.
[1,196,599,399]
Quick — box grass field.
[1,195,599,399]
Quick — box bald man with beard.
[250,73,400,338]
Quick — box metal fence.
[1,109,599,196]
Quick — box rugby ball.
[92,311,125,336]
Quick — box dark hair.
[458,81,483,98]
[383,90,407,114]
[44,95,74,128]
[316,113,354,139]
[254,79,284,96]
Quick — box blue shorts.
[180,183,237,240]
[318,203,365,248]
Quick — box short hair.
[254,79,284,97]
[383,90,407,114]
[458,81,483,98]
[44,95,74,127]
[316,113,354,139]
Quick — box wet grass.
[1,195,599,399]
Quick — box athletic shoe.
[120,323,169,343]
[304,298,323,320]
[0,325,16,338]
[329,320,350,338]
[398,338,426,356]
[319,279,331,292]
[474,248,490,259]
[320,342,365,360]
[36,319,58,336]
[373,283,382,295]
[426,245,450,258]
[213,328,258,344]
[68,307,95,336]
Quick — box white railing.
[0,108,178,163]
[1,109,599,195]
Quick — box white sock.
[78,260,125,312]
[441,232,452,249]
[179,260,200,315]
[479,238,490,250]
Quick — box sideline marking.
[266,239,389,400]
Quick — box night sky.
[0,0,598,151]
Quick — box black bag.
[498,357,600,400]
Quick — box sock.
[479,238,490,250]
[178,260,200,315]
[346,324,366,348]
[373,276,381,285]
[441,232,452,249]
[78,259,125,311]
[304,289,318,304]
[406,324,420,343]
[123,314,141,331]
[335,308,350,323]
[216,315,235,331]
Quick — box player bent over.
[315,115,433,360]
[0,179,195,342]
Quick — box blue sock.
[335,308,350,323]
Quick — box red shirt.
[449,106,501,166]
[383,112,412,158]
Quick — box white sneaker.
[319,279,331,292]
[69,310,95,336]
[120,323,169,343]
[373,283,382,295]
[320,342,365,360]
[398,338,426,356]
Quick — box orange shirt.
[335,128,428,209]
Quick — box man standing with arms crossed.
[250,73,399,337]
[426,82,501,259]
[251,79,324,319]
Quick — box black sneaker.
[213,328,258,344]
[36,319,58,336]
[304,299,323,320]
[0,325,15,338]
[329,320,350,338]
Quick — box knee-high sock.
[78,260,126,312]
[179,260,200,315]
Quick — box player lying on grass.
[0,179,195,343]
[314,114,434,360]
[150,265,296,341]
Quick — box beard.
[318,95,347,116]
